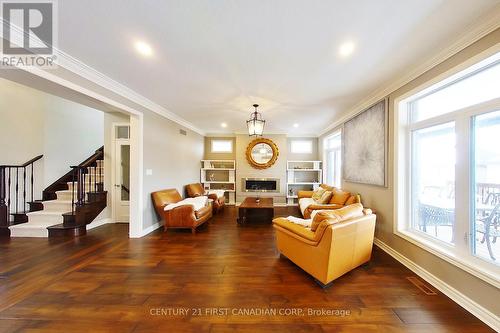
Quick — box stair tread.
[26,210,67,216]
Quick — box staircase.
[0,147,107,238]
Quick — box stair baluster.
[23,167,26,213]
[15,168,19,214]
[0,167,6,228]
[0,155,43,230]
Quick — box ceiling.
[57,0,499,135]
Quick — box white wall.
[43,95,104,186]
[0,78,104,195]
[142,110,204,229]
[0,79,46,199]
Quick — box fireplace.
[242,178,280,192]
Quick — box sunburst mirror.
[246,138,279,169]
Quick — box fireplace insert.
[242,178,279,192]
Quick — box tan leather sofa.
[151,189,212,234]
[298,184,361,218]
[186,183,225,214]
[273,203,376,286]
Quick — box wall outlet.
[146,169,153,176]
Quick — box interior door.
[115,141,130,223]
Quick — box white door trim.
[111,123,130,223]
[129,114,144,238]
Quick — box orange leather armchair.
[151,189,212,234]
[186,183,225,214]
[273,204,376,286]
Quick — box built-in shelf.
[200,160,236,205]
[286,160,322,205]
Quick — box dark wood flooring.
[0,206,493,332]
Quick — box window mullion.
[455,116,471,255]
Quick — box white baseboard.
[374,238,499,331]
[87,218,112,230]
[137,222,162,237]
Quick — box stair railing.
[70,147,104,214]
[0,155,43,227]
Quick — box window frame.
[210,139,233,153]
[323,130,342,188]
[290,139,313,154]
[394,47,500,288]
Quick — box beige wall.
[143,111,204,228]
[319,28,500,315]
[205,135,319,203]
[235,134,288,204]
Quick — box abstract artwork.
[343,99,387,187]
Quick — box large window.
[324,131,341,187]
[397,51,500,283]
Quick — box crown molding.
[54,50,206,136]
[1,18,205,136]
[319,6,500,136]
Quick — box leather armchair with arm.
[273,204,376,286]
[186,183,225,214]
[151,188,212,234]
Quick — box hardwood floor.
[0,206,493,332]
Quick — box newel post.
[76,167,85,207]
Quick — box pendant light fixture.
[246,104,265,136]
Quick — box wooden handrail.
[0,155,43,168]
[76,146,103,169]
[1,154,43,228]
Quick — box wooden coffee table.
[237,197,274,224]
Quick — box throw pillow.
[329,188,351,205]
[311,187,326,201]
[310,203,364,231]
[320,184,335,192]
[345,194,359,206]
[317,191,333,204]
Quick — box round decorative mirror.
[246,138,279,169]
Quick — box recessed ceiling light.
[134,41,153,57]
[293,123,299,128]
[339,41,355,57]
[221,122,227,128]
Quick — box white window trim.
[392,43,500,288]
[395,93,500,289]
[323,130,342,187]
[210,139,233,153]
[290,139,313,154]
